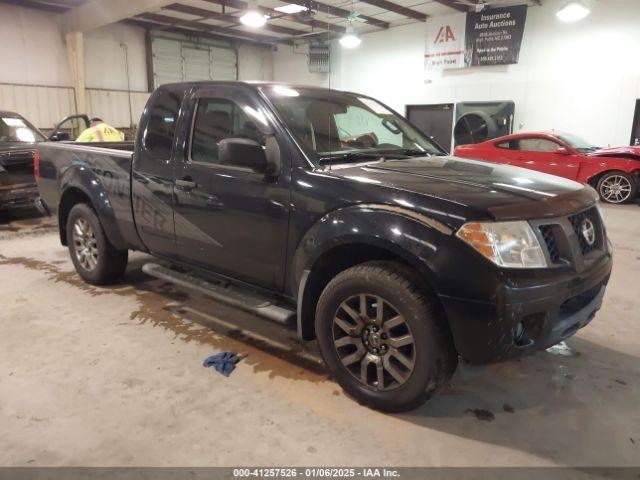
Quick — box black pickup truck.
[36,82,613,411]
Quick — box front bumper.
[0,183,39,210]
[439,251,613,364]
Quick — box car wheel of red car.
[596,171,637,204]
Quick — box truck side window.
[143,91,181,158]
[191,98,263,165]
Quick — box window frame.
[186,91,273,173]
[516,137,562,153]
[141,90,182,159]
[494,139,517,150]
[259,86,446,168]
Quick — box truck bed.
[37,140,141,251]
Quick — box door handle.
[175,178,197,190]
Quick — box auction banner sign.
[465,5,528,66]
[425,5,527,72]
[425,13,466,72]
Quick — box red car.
[454,132,640,204]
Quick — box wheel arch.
[58,186,93,246]
[586,168,640,202]
[292,199,457,342]
[298,240,446,341]
[57,175,127,250]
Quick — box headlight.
[456,221,548,268]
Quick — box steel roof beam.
[358,0,427,21]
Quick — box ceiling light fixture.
[340,25,362,48]
[340,0,361,49]
[274,4,308,14]
[240,1,268,28]
[556,1,591,22]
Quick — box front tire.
[315,261,457,412]
[66,203,128,285]
[596,171,636,204]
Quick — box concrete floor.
[0,205,638,467]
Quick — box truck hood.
[327,155,596,221]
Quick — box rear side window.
[190,97,263,165]
[143,91,181,158]
[495,140,517,149]
[518,138,559,152]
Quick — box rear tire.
[596,171,637,204]
[66,203,128,285]
[315,261,457,412]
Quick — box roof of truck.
[156,80,344,93]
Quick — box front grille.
[559,281,603,316]
[568,207,602,255]
[539,225,561,264]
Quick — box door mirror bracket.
[218,137,281,177]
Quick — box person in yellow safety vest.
[76,117,125,142]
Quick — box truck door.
[131,88,183,258]
[172,86,291,292]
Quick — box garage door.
[152,37,237,88]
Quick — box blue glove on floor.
[203,351,246,377]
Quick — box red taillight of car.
[33,150,40,185]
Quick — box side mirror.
[554,147,570,155]
[218,138,268,173]
[50,132,71,142]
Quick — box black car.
[0,111,47,210]
[35,82,613,411]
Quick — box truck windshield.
[262,85,444,165]
[0,116,45,144]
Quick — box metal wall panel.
[211,46,237,81]
[86,90,150,128]
[0,83,75,129]
[0,83,149,129]
[152,37,183,88]
[183,46,211,82]
[151,36,238,88]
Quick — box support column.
[66,31,86,114]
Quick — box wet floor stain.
[466,408,495,422]
[0,216,57,240]
[0,254,328,384]
[546,341,581,357]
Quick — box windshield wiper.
[380,148,447,158]
[318,152,387,165]
[395,148,433,156]
[318,148,446,165]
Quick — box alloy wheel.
[332,294,416,391]
[72,218,99,271]
[600,175,632,203]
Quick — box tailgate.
[0,149,36,188]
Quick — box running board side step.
[142,263,296,325]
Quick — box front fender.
[59,161,127,250]
[290,203,453,299]
[579,158,640,184]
